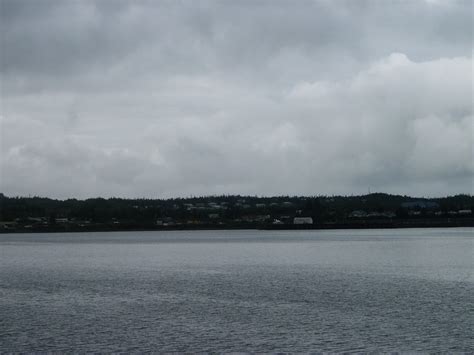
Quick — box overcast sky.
[1,0,472,199]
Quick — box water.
[1,228,472,352]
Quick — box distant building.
[242,215,270,222]
[401,201,439,210]
[0,221,16,230]
[27,217,45,223]
[349,210,367,218]
[208,202,223,209]
[366,211,396,218]
[293,217,313,225]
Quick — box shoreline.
[1,218,473,234]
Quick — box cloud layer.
[1,0,472,198]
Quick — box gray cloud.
[1,0,472,198]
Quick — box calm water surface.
[1,228,473,352]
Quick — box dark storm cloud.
[2,0,470,80]
[1,0,472,198]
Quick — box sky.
[0,0,472,199]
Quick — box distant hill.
[1,193,473,232]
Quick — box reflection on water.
[1,228,473,352]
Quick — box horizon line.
[1,192,472,202]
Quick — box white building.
[293,217,313,225]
